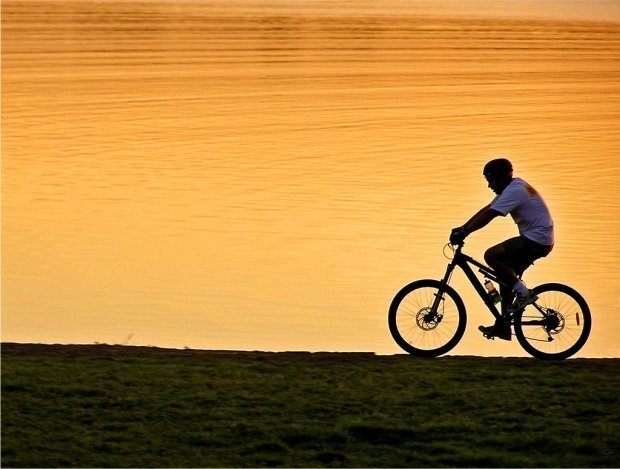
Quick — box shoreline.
[3,342,618,362]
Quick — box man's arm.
[462,204,502,235]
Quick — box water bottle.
[484,279,502,304]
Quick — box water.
[3,0,620,357]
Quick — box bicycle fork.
[428,257,460,322]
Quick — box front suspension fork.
[430,259,458,315]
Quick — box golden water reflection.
[3,1,620,357]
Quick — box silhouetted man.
[450,158,554,340]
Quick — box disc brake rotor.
[416,307,442,331]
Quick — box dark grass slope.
[2,343,619,467]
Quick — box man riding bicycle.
[449,158,554,340]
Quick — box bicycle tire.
[388,279,467,357]
[513,283,591,360]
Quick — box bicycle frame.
[433,243,506,321]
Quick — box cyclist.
[449,158,554,340]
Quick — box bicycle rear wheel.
[388,279,466,357]
[514,283,591,360]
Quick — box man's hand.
[450,227,469,245]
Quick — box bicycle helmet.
[483,158,513,181]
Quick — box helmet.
[483,158,513,181]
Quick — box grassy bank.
[2,343,619,467]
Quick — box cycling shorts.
[502,236,553,275]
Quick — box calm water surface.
[3,1,620,356]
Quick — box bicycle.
[388,241,591,360]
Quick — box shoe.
[479,318,512,341]
[507,289,539,314]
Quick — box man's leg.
[480,239,529,340]
[484,242,521,302]
[484,243,520,289]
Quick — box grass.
[2,343,619,467]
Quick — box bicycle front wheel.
[514,283,592,360]
[388,279,466,357]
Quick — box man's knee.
[484,244,504,266]
[484,249,494,265]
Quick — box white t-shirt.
[490,177,554,246]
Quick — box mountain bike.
[388,241,591,360]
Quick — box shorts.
[502,236,553,276]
